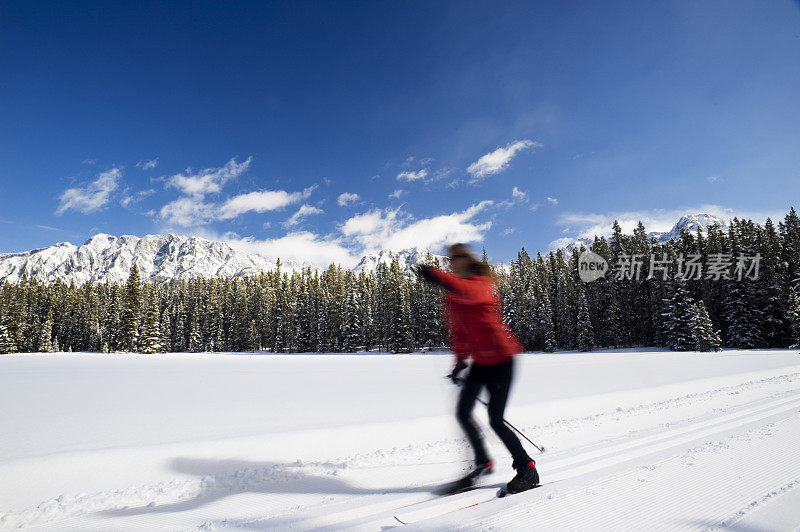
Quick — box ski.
[392,481,554,526]
[497,483,541,498]
[391,484,501,526]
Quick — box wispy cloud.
[120,188,156,208]
[337,192,360,206]
[389,189,406,200]
[284,204,324,228]
[217,186,316,220]
[136,158,159,171]
[467,139,541,181]
[165,157,251,199]
[397,169,428,182]
[498,186,529,208]
[547,196,559,206]
[156,156,319,227]
[35,224,64,232]
[401,156,433,168]
[159,197,216,227]
[707,174,721,183]
[56,168,122,215]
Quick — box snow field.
[0,350,799,530]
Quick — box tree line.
[1,208,799,355]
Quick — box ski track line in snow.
[160,374,800,532]
[3,370,799,532]
[261,389,800,530]
[378,395,800,530]
[429,414,800,532]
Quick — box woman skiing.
[415,243,539,495]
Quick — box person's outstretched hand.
[448,359,468,385]
[413,264,435,283]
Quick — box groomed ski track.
[1,350,799,531]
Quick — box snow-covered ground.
[1,349,799,531]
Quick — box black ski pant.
[456,358,532,468]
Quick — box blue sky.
[1,1,798,266]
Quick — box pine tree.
[160,305,172,352]
[662,279,695,351]
[172,300,187,351]
[188,311,202,352]
[232,282,250,351]
[247,319,259,351]
[341,273,361,352]
[38,310,54,352]
[724,220,764,348]
[386,259,413,352]
[537,297,557,352]
[139,292,162,354]
[0,318,14,354]
[758,219,788,345]
[272,277,287,352]
[787,287,800,348]
[692,301,721,352]
[120,264,142,352]
[576,290,595,352]
[554,251,578,350]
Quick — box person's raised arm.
[414,265,493,304]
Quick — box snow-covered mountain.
[647,213,728,243]
[0,233,286,285]
[555,213,730,252]
[0,234,442,285]
[352,247,446,273]
[1,213,730,285]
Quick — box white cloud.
[467,139,541,181]
[529,203,541,212]
[547,196,559,206]
[217,186,316,220]
[498,186,529,208]
[155,156,320,226]
[707,175,721,183]
[136,158,159,171]
[284,204,324,228]
[159,197,216,227]
[120,188,156,208]
[197,229,359,269]
[165,156,251,199]
[56,168,122,215]
[389,189,406,199]
[502,227,515,236]
[341,201,493,253]
[337,192,360,206]
[397,169,428,181]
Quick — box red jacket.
[427,268,523,366]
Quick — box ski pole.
[452,377,546,453]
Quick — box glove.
[448,359,468,385]
[413,264,436,284]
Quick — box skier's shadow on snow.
[102,457,432,517]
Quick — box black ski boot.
[437,460,494,495]
[505,460,539,494]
